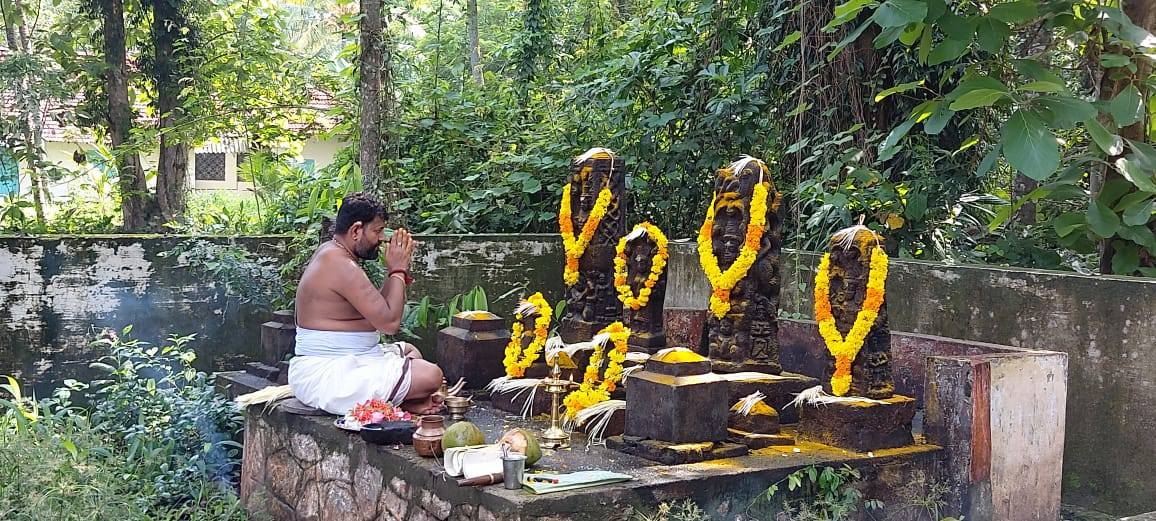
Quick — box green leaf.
[774,30,803,51]
[918,22,933,62]
[1101,178,1135,207]
[1111,242,1142,274]
[899,23,925,46]
[1085,118,1124,156]
[879,118,918,161]
[928,38,969,65]
[1035,96,1097,128]
[977,146,1000,176]
[989,1,1037,23]
[924,0,946,21]
[949,89,1007,110]
[874,25,904,48]
[939,13,974,40]
[924,104,954,135]
[1117,227,1156,252]
[1127,139,1156,171]
[905,192,928,219]
[875,80,924,103]
[1087,199,1122,237]
[1109,85,1144,127]
[825,0,880,31]
[873,0,928,27]
[1118,194,1154,228]
[947,75,1009,99]
[1117,156,1156,193]
[1052,212,1085,237]
[1001,110,1059,181]
[1013,59,1065,85]
[522,178,543,194]
[976,18,1011,53]
[1100,53,1131,68]
[1019,81,1066,93]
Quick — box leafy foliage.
[0,327,246,519]
[751,464,883,520]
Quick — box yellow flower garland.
[613,222,669,310]
[502,292,553,378]
[698,180,771,319]
[563,322,631,418]
[812,244,889,396]
[559,166,614,286]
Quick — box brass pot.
[444,396,473,421]
[412,415,446,457]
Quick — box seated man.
[289,192,444,415]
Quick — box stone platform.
[232,378,942,521]
[797,395,917,452]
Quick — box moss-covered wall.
[2,234,1153,514]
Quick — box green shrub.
[0,326,247,519]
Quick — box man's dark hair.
[335,192,387,234]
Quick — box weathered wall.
[0,235,291,396]
[666,245,1155,515]
[2,234,1152,513]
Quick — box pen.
[527,476,560,484]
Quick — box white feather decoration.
[570,399,626,447]
[515,300,539,318]
[235,385,294,410]
[732,391,767,416]
[575,147,616,164]
[831,224,879,251]
[486,376,545,419]
[625,352,651,364]
[729,155,768,184]
[787,385,890,409]
[623,225,648,242]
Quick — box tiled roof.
[1,46,339,144]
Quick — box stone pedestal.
[260,309,296,366]
[728,430,794,449]
[626,331,666,354]
[797,394,916,452]
[727,401,793,448]
[722,372,819,424]
[559,317,606,344]
[436,312,511,390]
[613,348,747,463]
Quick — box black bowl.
[360,421,417,445]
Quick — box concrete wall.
[1,234,1151,514]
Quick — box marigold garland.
[613,223,669,310]
[502,292,553,378]
[812,244,889,396]
[559,165,615,286]
[698,178,771,319]
[563,322,631,418]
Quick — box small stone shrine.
[614,223,669,353]
[797,225,915,452]
[436,311,511,391]
[727,392,793,449]
[490,294,557,415]
[607,347,748,464]
[699,156,784,375]
[559,148,627,343]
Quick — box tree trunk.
[99,0,155,231]
[358,0,384,197]
[1096,0,1155,273]
[467,0,481,84]
[152,0,189,222]
[3,0,47,226]
[1012,175,1038,225]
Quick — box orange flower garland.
[563,322,631,418]
[502,292,553,378]
[613,222,669,310]
[698,159,772,319]
[812,235,888,396]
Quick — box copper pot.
[412,415,445,457]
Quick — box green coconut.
[498,428,542,467]
[443,421,486,449]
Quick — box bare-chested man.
[288,192,444,416]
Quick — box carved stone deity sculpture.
[559,148,627,343]
[813,226,894,399]
[701,156,783,374]
[616,224,669,353]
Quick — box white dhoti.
[288,327,413,415]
